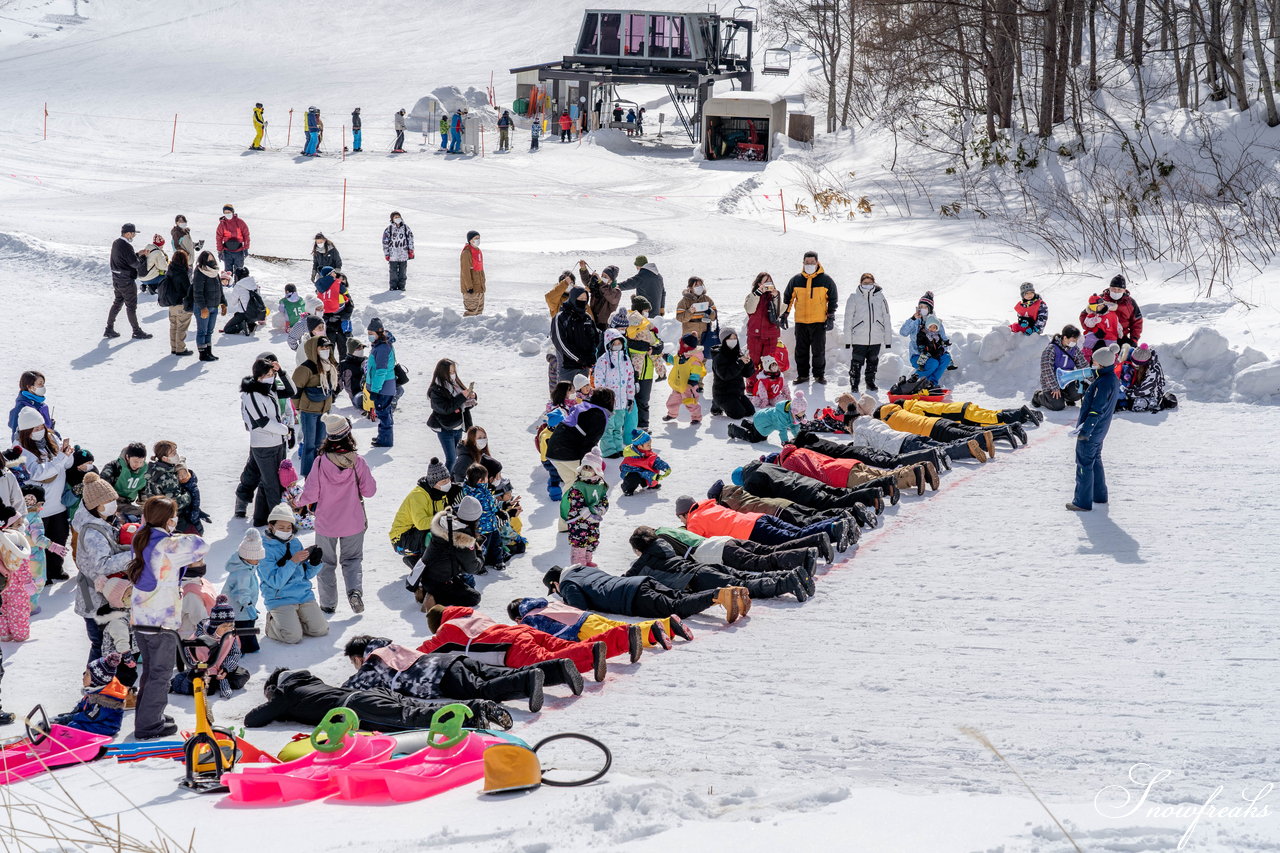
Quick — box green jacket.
[102,457,149,502]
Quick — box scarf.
[325,450,356,470]
[197,263,220,277]
[468,244,484,272]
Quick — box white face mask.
[1108,289,1125,300]
[860,283,874,291]
[470,238,480,247]
[165,454,180,464]
[803,264,817,274]
[392,218,403,225]
[165,517,178,532]
[611,341,624,351]
[318,348,332,358]
[102,501,118,516]
[476,437,488,449]
[223,212,233,219]
[316,241,326,248]
[33,385,46,396]
[275,529,293,541]
[177,223,188,230]
[30,428,46,441]
[692,285,705,295]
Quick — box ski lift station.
[703,91,786,161]
[510,9,759,144]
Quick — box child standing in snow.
[1009,282,1048,335]
[0,519,35,642]
[21,485,63,612]
[462,464,504,570]
[562,452,608,567]
[594,326,637,457]
[223,528,264,654]
[277,283,306,332]
[748,354,789,409]
[664,333,706,424]
[619,429,670,495]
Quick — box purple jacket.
[296,453,377,538]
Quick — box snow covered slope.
[1,3,1278,851]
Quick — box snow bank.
[0,231,108,281]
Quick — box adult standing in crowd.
[128,496,209,740]
[170,215,198,259]
[292,336,340,476]
[544,388,615,493]
[1067,346,1121,512]
[236,357,291,526]
[71,473,129,662]
[460,230,486,316]
[382,212,413,292]
[311,233,342,282]
[105,223,152,340]
[366,318,398,447]
[578,261,621,331]
[188,250,226,362]
[15,408,73,582]
[427,359,476,468]
[744,273,784,367]
[783,251,837,384]
[843,272,893,393]
[351,106,363,152]
[157,248,194,357]
[617,255,666,316]
[297,415,377,615]
[216,204,250,271]
[551,287,602,383]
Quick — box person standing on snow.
[617,255,666,316]
[448,109,464,153]
[393,109,407,153]
[460,231,486,316]
[170,215,200,260]
[558,110,573,142]
[105,223,153,340]
[188,250,227,362]
[351,107,362,152]
[782,251,837,385]
[382,212,413,291]
[1067,345,1121,512]
[311,233,342,282]
[843,272,893,393]
[236,357,291,526]
[216,204,250,271]
[302,106,322,156]
[366,318,399,447]
[497,110,513,151]
[250,103,266,151]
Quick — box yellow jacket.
[389,485,450,543]
[902,399,1001,426]
[783,267,837,325]
[667,351,706,392]
[874,403,936,437]
[544,280,569,317]
[253,107,265,129]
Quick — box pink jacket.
[296,453,377,538]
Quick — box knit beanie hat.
[466,230,480,242]
[856,394,878,417]
[1092,346,1118,368]
[456,495,483,523]
[707,479,724,500]
[606,308,628,330]
[267,502,296,526]
[418,459,447,486]
[922,315,941,331]
[209,595,235,625]
[80,473,119,513]
[579,450,604,477]
[679,333,699,352]
[634,255,648,267]
[674,496,695,516]
[792,388,808,419]
[278,458,298,489]
[603,265,620,282]
[731,467,745,486]
[1131,343,1152,363]
[99,576,133,609]
[572,374,591,392]
[1020,282,1036,296]
[918,291,935,311]
[73,446,95,467]
[542,566,563,593]
[366,317,385,334]
[1110,274,1127,289]
[86,653,121,688]
[630,429,651,447]
[321,413,351,438]
[305,315,325,332]
[631,294,652,313]
[16,407,44,432]
[238,527,266,561]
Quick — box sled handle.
[310,707,359,753]
[427,703,473,750]
[24,705,51,746]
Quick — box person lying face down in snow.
[244,667,514,731]
[624,525,815,603]
[543,564,749,625]
[418,604,602,687]
[343,634,562,714]
[775,442,939,498]
[730,460,884,526]
[507,595,690,653]
[674,495,853,553]
[853,394,1022,454]
[828,393,989,464]
[694,483,850,553]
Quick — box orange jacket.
[685,500,759,539]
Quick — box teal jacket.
[752,402,796,443]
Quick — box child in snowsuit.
[223,528,264,653]
[277,283,307,332]
[1010,282,1048,335]
[53,652,130,736]
[1117,344,1177,412]
[174,464,210,535]
[277,459,314,531]
[339,338,367,408]
[562,452,608,567]
[665,333,705,424]
[177,563,217,640]
[258,503,328,645]
[0,525,35,642]
[94,576,138,669]
[913,315,953,386]
[462,464,505,570]
[729,390,805,445]
[177,598,250,699]
[594,328,638,457]
[747,354,789,409]
[22,484,63,611]
[538,381,576,501]
[1080,295,1120,360]
[619,429,670,495]
[509,596,685,650]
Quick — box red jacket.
[1079,293,1142,342]
[777,444,858,488]
[559,114,573,131]
[216,215,251,253]
[416,606,596,672]
[685,500,759,539]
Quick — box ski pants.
[394,130,405,150]
[388,260,407,290]
[220,250,246,272]
[265,600,329,644]
[315,531,364,610]
[236,441,286,526]
[252,125,264,148]
[106,281,141,333]
[133,628,178,738]
[721,540,813,573]
[303,131,319,155]
[1036,382,1082,411]
[498,632,598,675]
[353,129,362,150]
[449,129,462,152]
[749,515,833,547]
[916,353,952,386]
[634,378,653,429]
[629,579,719,619]
[577,612,667,649]
[373,393,395,445]
[423,576,482,608]
[848,344,881,389]
[439,657,533,702]
[794,322,827,379]
[1072,434,1108,510]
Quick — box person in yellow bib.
[782,251,837,384]
[249,103,265,151]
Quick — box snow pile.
[0,231,108,281]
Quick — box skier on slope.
[250,103,266,151]
[351,107,362,152]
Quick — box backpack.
[889,375,929,396]
[244,289,267,323]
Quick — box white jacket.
[848,416,908,454]
[0,467,23,515]
[241,385,290,449]
[19,438,72,518]
[843,285,893,347]
[229,276,260,315]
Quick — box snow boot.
[967,439,988,463]
[816,535,835,564]
[784,570,809,602]
[1011,422,1029,445]
[734,586,752,617]
[477,701,513,730]
[650,621,672,650]
[198,347,218,362]
[527,668,546,713]
[982,430,997,457]
[995,425,1019,449]
[1024,405,1044,425]
[667,615,694,641]
[131,329,153,340]
[1065,503,1090,512]
[347,590,364,614]
[1031,391,1043,408]
[628,624,643,663]
[802,547,819,579]
[569,546,590,566]
[922,461,940,491]
[935,448,952,471]
[792,567,815,598]
[714,588,741,624]
[103,328,121,339]
[592,641,607,682]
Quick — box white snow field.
[1,2,1279,851]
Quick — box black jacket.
[244,669,483,731]
[109,237,142,286]
[711,342,755,416]
[186,267,226,312]
[157,264,192,308]
[551,298,603,370]
[741,460,873,510]
[624,540,700,592]
[351,110,362,130]
[419,511,483,589]
[450,445,502,482]
[545,404,609,462]
[311,243,343,280]
[427,380,473,432]
[616,265,666,315]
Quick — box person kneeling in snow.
[245,667,513,732]
[420,604,601,687]
[1116,344,1177,412]
[343,635,554,714]
[543,564,749,625]
[508,595,687,652]
[223,268,264,336]
[53,652,132,736]
[259,504,329,645]
[619,430,670,496]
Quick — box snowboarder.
[105,223,152,340]
[460,230,486,315]
[782,251,837,384]
[393,109,407,153]
[250,103,265,150]
[1067,346,1121,511]
[350,106,362,152]
[382,212,413,291]
[215,204,250,271]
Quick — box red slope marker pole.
[779,188,787,234]
[171,114,178,153]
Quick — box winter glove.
[287,428,297,450]
[220,305,227,316]
[385,255,391,262]
[825,316,835,331]
[276,551,290,568]
[308,546,324,565]
[194,240,205,251]
[200,308,210,320]
[408,251,415,260]
[47,542,67,557]
[1117,336,1133,347]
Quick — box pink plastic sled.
[0,708,114,786]
[332,732,502,802]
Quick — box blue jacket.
[1077,370,1120,442]
[557,565,642,614]
[515,597,589,640]
[257,533,319,608]
[900,317,946,362]
[461,482,499,535]
[367,336,398,396]
[222,554,261,621]
[752,402,796,443]
[8,391,53,437]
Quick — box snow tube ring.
[426,703,473,750]
[310,707,359,753]
[533,733,612,787]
